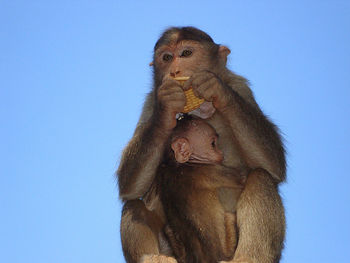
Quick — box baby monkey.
[158,115,247,263]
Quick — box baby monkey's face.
[171,119,223,164]
[185,120,223,164]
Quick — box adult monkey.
[118,27,286,263]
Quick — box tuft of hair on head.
[154,26,219,53]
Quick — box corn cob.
[174,77,204,113]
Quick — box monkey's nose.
[170,71,181,78]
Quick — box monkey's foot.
[140,254,178,263]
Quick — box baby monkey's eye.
[181,50,192,57]
[163,53,173,62]
[211,140,216,147]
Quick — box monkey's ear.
[171,138,192,163]
[149,61,154,66]
[218,46,231,65]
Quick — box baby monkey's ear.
[171,138,192,163]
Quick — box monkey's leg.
[121,200,177,263]
[140,254,178,263]
[225,168,285,263]
[221,212,238,258]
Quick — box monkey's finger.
[163,75,186,88]
[168,100,187,109]
[159,84,182,93]
[184,71,214,90]
[161,97,186,112]
[159,87,186,102]
[158,86,185,98]
[160,78,182,91]
[158,84,184,95]
[193,77,218,101]
[161,91,186,102]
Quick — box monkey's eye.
[181,50,192,57]
[162,53,173,62]
[211,140,216,148]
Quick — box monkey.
[118,27,286,263]
[158,114,247,263]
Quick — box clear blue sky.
[1,1,349,262]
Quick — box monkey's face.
[187,121,223,164]
[154,40,214,80]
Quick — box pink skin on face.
[186,121,223,164]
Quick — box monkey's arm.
[217,87,286,262]
[118,78,186,200]
[186,72,285,181]
[219,86,286,182]
[117,94,172,200]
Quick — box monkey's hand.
[184,71,233,111]
[140,254,178,263]
[157,76,186,130]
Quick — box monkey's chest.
[216,187,241,213]
[162,165,244,213]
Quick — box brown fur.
[117,26,286,263]
[159,164,246,263]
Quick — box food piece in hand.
[174,76,204,113]
[183,88,205,113]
